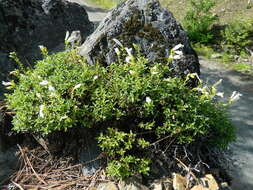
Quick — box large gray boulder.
[79,0,200,80]
[0,0,94,98]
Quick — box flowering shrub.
[4,45,236,178]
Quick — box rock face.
[79,0,200,79]
[0,0,93,59]
[0,0,94,98]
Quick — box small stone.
[172,173,187,190]
[220,182,232,190]
[190,184,208,190]
[97,182,118,190]
[118,179,149,190]
[162,178,173,190]
[201,174,219,190]
[150,181,163,190]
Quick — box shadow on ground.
[200,57,253,190]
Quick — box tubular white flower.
[49,92,57,97]
[39,80,49,86]
[164,78,171,82]
[146,97,152,103]
[114,47,120,56]
[73,84,82,90]
[113,38,123,47]
[48,85,55,91]
[2,81,12,86]
[36,93,42,99]
[38,45,45,50]
[174,50,183,55]
[151,71,159,75]
[173,54,183,60]
[129,70,135,75]
[39,105,45,118]
[230,91,242,102]
[172,44,184,51]
[125,56,132,63]
[65,31,70,41]
[216,92,224,98]
[125,47,133,56]
[60,116,68,121]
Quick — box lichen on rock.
[79,0,200,83]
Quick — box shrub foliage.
[183,0,218,43]
[222,19,253,55]
[5,46,235,178]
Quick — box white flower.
[125,47,133,56]
[39,80,49,86]
[94,75,98,80]
[172,54,183,60]
[39,105,45,118]
[36,93,42,99]
[65,31,70,41]
[172,44,184,51]
[113,38,123,47]
[146,97,152,103]
[164,78,171,82]
[151,71,159,75]
[114,47,120,56]
[73,84,82,90]
[38,45,45,50]
[2,81,12,86]
[216,92,224,98]
[169,44,184,60]
[2,80,15,89]
[129,70,136,75]
[230,91,242,102]
[151,66,159,75]
[48,85,55,91]
[174,50,183,55]
[125,56,132,63]
[60,115,68,121]
[49,92,57,97]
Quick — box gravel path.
[200,58,253,189]
[67,0,108,23]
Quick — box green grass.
[86,0,121,9]
[193,43,215,58]
[159,0,253,25]
[232,63,252,72]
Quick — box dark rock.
[79,0,200,81]
[0,146,19,183]
[0,105,19,184]
[79,130,102,176]
[0,0,94,99]
[0,0,93,59]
